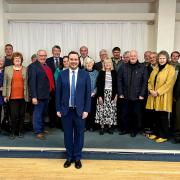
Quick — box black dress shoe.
[107,128,113,134]
[9,134,16,140]
[130,132,136,137]
[18,132,24,138]
[75,160,82,169]
[64,160,72,168]
[119,131,128,135]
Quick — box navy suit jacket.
[56,68,91,116]
[46,56,63,73]
[28,61,50,100]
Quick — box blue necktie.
[71,71,75,107]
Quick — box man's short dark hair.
[52,45,61,51]
[63,56,69,60]
[68,51,80,59]
[112,47,121,52]
[5,44,13,50]
[171,51,180,58]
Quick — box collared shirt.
[111,58,123,72]
[80,56,89,68]
[69,68,79,107]
[169,61,180,78]
[54,57,60,68]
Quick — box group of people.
[0,43,180,169]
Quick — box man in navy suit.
[56,51,91,169]
[46,45,63,73]
[46,45,63,128]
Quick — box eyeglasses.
[38,55,47,57]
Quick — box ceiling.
[5,0,156,4]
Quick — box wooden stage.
[0,158,179,180]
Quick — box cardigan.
[96,70,117,100]
[2,65,29,101]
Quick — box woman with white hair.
[95,58,117,135]
[85,58,98,131]
[94,49,109,71]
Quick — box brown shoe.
[36,133,46,140]
[43,130,49,134]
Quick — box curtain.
[8,21,148,65]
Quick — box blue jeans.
[33,99,49,134]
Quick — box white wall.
[1,1,177,58]
[176,2,180,12]
[147,24,155,51]
[6,3,154,13]
[174,21,180,51]
[0,2,156,58]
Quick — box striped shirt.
[105,71,112,90]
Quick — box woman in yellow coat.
[146,50,176,143]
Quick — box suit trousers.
[33,99,49,134]
[175,99,180,131]
[9,99,26,134]
[121,99,143,133]
[61,108,85,161]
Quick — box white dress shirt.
[54,57,59,67]
[69,68,79,107]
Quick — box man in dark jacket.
[118,50,148,137]
[46,45,63,128]
[28,50,54,139]
[174,69,180,133]
[4,44,14,67]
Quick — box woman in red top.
[3,52,28,139]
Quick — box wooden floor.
[0,158,180,180]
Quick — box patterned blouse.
[86,69,99,94]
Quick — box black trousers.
[0,105,2,128]
[121,100,143,133]
[86,96,97,130]
[9,99,26,134]
[48,91,62,128]
[117,98,123,131]
[153,111,170,139]
[144,109,156,133]
[170,101,176,133]
[175,99,180,131]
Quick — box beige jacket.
[2,65,29,101]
